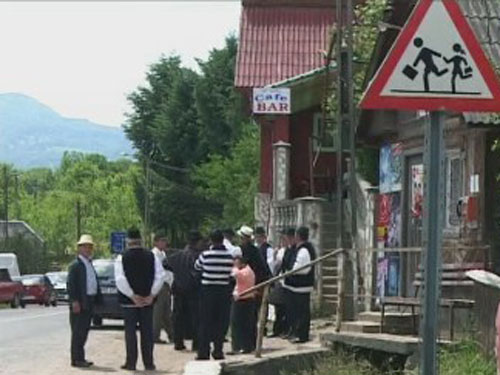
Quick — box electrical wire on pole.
[144,156,152,248]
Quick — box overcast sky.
[0,1,241,127]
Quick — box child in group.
[229,256,256,354]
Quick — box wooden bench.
[381,262,480,340]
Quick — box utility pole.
[76,200,81,240]
[144,157,152,248]
[346,0,358,317]
[335,0,345,332]
[335,0,357,330]
[3,166,9,251]
[14,175,20,219]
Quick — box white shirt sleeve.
[266,246,275,274]
[151,254,166,296]
[114,255,134,298]
[164,270,174,287]
[273,248,285,275]
[233,246,242,258]
[292,247,312,275]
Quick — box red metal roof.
[235,5,335,88]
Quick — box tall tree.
[124,37,252,243]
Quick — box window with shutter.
[312,113,337,152]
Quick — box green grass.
[286,340,496,375]
[434,341,496,375]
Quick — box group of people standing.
[66,224,316,370]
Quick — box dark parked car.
[21,274,57,307]
[46,271,68,302]
[92,259,122,326]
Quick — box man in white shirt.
[223,228,242,258]
[115,228,166,371]
[151,232,174,344]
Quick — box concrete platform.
[321,331,420,355]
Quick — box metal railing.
[239,247,345,358]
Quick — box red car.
[21,274,57,307]
[0,268,25,308]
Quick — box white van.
[0,253,20,278]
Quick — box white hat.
[77,234,95,246]
[237,225,254,239]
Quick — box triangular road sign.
[360,0,500,112]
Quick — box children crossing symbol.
[360,0,500,112]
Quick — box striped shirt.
[194,245,234,286]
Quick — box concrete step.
[322,275,339,282]
[341,321,381,334]
[322,266,338,273]
[322,285,338,292]
[322,294,339,302]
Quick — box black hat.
[297,226,309,241]
[255,226,266,236]
[153,230,167,242]
[127,227,142,240]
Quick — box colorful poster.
[388,193,401,248]
[411,164,424,219]
[380,143,403,193]
[376,257,388,297]
[378,193,401,248]
[387,254,400,296]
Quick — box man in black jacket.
[115,228,166,371]
[67,234,102,368]
[167,230,203,351]
[237,225,271,349]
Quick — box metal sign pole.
[420,111,445,375]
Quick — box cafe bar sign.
[253,88,291,114]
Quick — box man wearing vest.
[194,230,234,360]
[115,228,166,371]
[282,226,316,343]
[254,226,274,277]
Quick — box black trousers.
[123,306,154,368]
[231,299,256,352]
[173,293,199,350]
[272,303,288,336]
[284,289,296,337]
[289,291,311,342]
[197,286,231,359]
[69,302,93,364]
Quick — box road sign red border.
[360,0,500,112]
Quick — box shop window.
[312,113,337,152]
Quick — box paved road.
[0,304,321,375]
[0,304,193,375]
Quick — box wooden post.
[335,252,345,332]
[255,285,270,358]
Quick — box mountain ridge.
[0,93,133,168]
